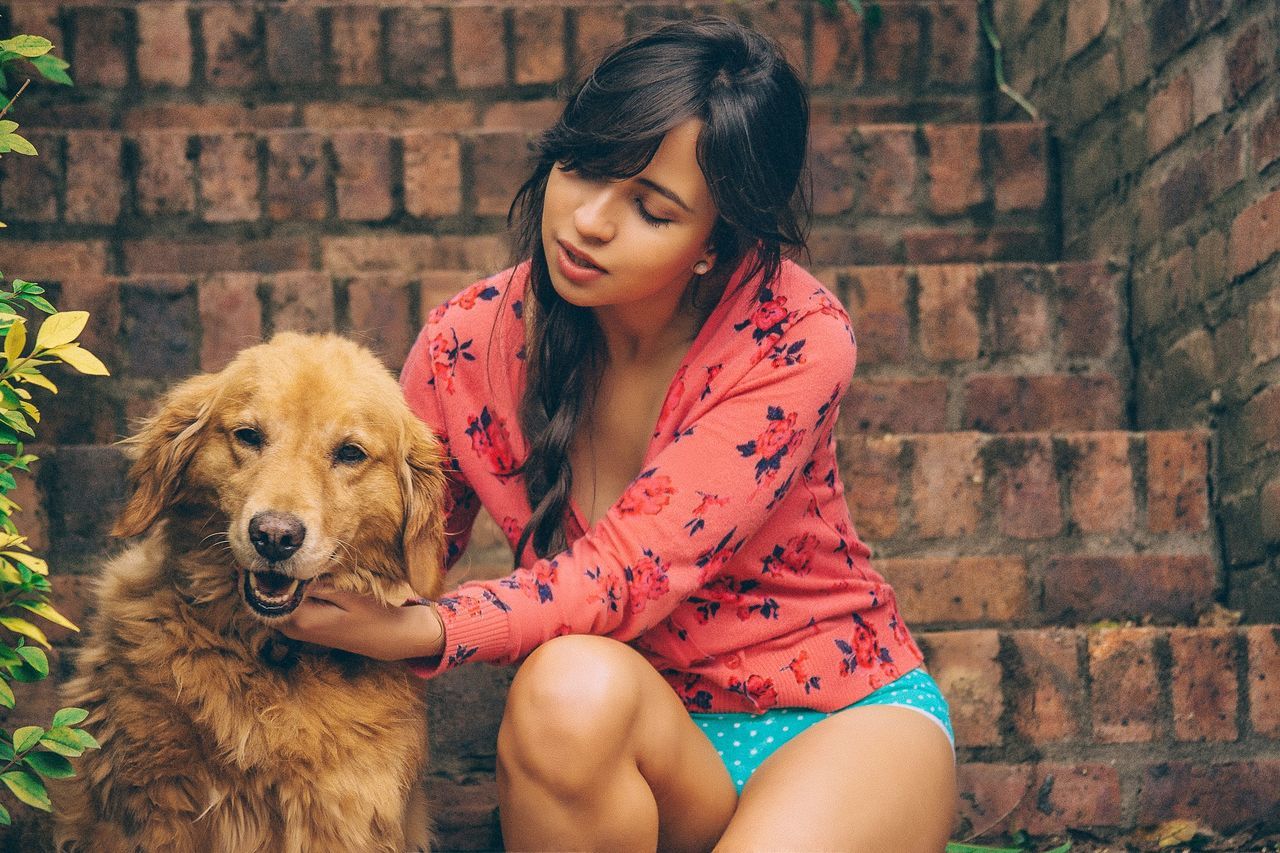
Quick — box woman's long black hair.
[509,17,811,562]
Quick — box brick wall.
[996,0,1280,620]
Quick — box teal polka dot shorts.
[690,668,954,793]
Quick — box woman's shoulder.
[423,263,529,335]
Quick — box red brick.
[925,124,983,216]
[332,132,393,222]
[1016,764,1122,833]
[1246,625,1280,737]
[573,6,626,77]
[404,132,462,218]
[198,132,260,223]
[917,629,1002,747]
[909,433,984,539]
[1146,430,1209,532]
[137,3,192,87]
[1137,760,1280,830]
[955,763,1034,837]
[1088,627,1159,743]
[1244,382,1280,451]
[1248,284,1280,366]
[453,7,507,88]
[125,103,293,133]
[990,435,1062,539]
[1254,97,1280,173]
[0,130,60,222]
[124,238,310,275]
[480,100,561,133]
[5,2,61,46]
[65,131,123,224]
[1230,187,1280,278]
[880,556,1027,625]
[903,227,1050,264]
[1046,555,1216,623]
[1009,629,1083,743]
[988,265,1050,355]
[57,275,121,359]
[303,101,476,133]
[852,126,917,216]
[419,271,486,323]
[45,573,92,645]
[1057,263,1121,358]
[472,131,535,217]
[745,2,806,81]
[928,3,978,84]
[842,378,947,434]
[387,8,447,87]
[71,7,130,87]
[421,234,509,272]
[1226,21,1270,104]
[807,227,896,266]
[1064,432,1135,534]
[0,647,66,729]
[197,272,263,372]
[1169,627,1239,741]
[917,264,980,361]
[268,271,334,334]
[1147,73,1192,156]
[2,241,108,279]
[324,235,446,275]
[1065,0,1109,58]
[811,3,864,86]
[809,123,855,215]
[992,124,1048,211]
[266,132,327,221]
[838,434,902,541]
[963,374,1124,432]
[345,276,416,370]
[867,5,923,84]
[841,266,909,365]
[330,7,382,86]
[135,131,195,217]
[515,8,565,85]
[265,7,322,85]
[202,5,262,88]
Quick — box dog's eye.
[334,443,367,465]
[233,427,263,449]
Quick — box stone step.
[0,121,1054,267]
[9,0,988,132]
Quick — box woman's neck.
[593,278,724,365]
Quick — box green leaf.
[0,36,53,58]
[12,725,42,753]
[0,678,12,709]
[0,740,12,762]
[0,121,15,134]
[68,728,99,750]
[3,550,47,575]
[51,707,88,727]
[15,370,56,393]
[14,644,47,676]
[39,726,84,757]
[0,615,48,647]
[17,600,77,631]
[34,311,88,350]
[46,344,108,375]
[0,769,50,811]
[0,471,14,491]
[0,132,37,156]
[0,410,32,436]
[16,294,55,314]
[29,53,72,87]
[3,317,25,363]
[23,750,74,779]
[0,800,8,825]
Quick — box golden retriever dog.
[53,333,446,853]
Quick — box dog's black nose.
[248,512,306,562]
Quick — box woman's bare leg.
[497,635,738,852]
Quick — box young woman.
[283,18,958,851]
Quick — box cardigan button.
[723,653,743,669]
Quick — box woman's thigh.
[716,704,957,852]
[497,635,738,852]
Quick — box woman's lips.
[556,240,606,284]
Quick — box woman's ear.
[113,372,224,538]
[400,418,448,599]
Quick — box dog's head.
[114,332,448,621]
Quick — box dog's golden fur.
[53,333,446,853]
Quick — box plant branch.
[978,0,1039,121]
[0,78,31,122]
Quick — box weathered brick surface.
[917,629,1003,747]
[1089,627,1160,743]
[1169,627,1239,742]
[1008,629,1083,743]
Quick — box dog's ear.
[400,418,448,598]
[113,372,223,538]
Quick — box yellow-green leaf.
[0,560,20,584]
[0,770,50,811]
[3,318,25,363]
[0,678,13,709]
[46,344,108,376]
[2,551,46,574]
[0,35,54,58]
[16,600,77,632]
[12,726,43,753]
[0,616,49,648]
[38,727,83,758]
[15,371,56,393]
[34,311,88,350]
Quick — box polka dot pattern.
[690,669,953,794]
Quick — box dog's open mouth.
[242,570,311,617]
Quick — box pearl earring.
[693,260,710,275]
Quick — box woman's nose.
[573,188,616,243]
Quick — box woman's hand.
[279,585,446,661]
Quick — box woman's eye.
[635,200,672,226]
[233,427,263,448]
[334,444,367,465]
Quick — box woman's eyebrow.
[636,177,693,213]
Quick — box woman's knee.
[498,635,647,780]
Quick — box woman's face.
[540,118,720,314]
